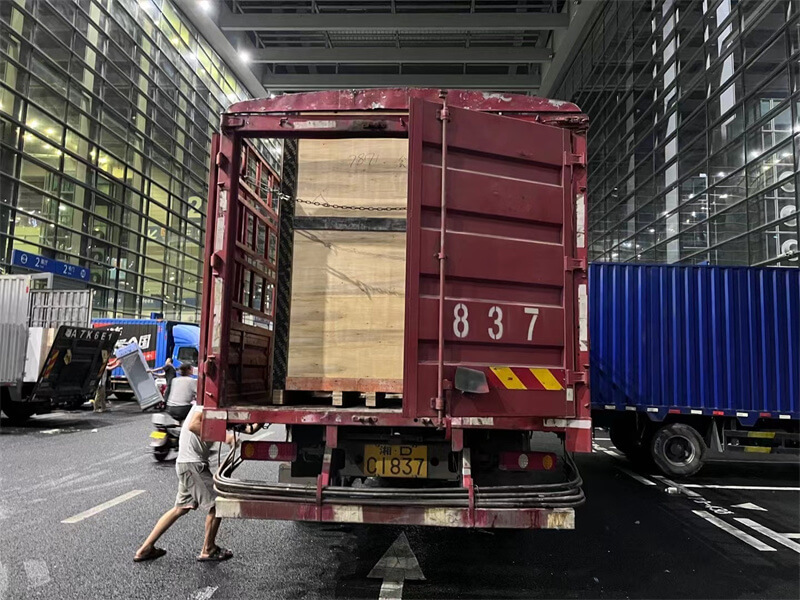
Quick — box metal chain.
[269,188,405,212]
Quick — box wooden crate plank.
[296,138,407,217]
[286,230,406,381]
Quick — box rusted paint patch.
[228,411,251,421]
[331,505,364,523]
[546,509,575,529]
[423,508,463,527]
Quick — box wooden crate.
[285,139,408,393]
[294,138,408,216]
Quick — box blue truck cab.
[91,318,200,398]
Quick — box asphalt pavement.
[1,403,798,600]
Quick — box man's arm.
[187,410,203,437]
[189,410,235,446]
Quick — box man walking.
[134,403,234,562]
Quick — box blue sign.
[11,250,91,282]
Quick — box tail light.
[241,441,297,461]
[498,451,558,471]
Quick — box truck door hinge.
[564,152,586,167]
[566,371,587,385]
[565,257,587,272]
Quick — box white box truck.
[0,275,118,422]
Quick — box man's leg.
[200,507,222,557]
[135,506,190,559]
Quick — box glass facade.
[555,0,799,266]
[0,0,280,320]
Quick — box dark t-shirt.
[162,363,177,400]
[162,364,176,384]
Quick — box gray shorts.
[175,462,216,511]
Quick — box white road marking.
[594,436,611,441]
[23,560,51,588]
[378,580,405,600]
[188,586,218,600]
[653,476,701,498]
[0,559,7,600]
[369,532,425,599]
[683,484,800,491]
[61,489,146,524]
[731,502,767,511]
[692,511,776,552]
[617,467,657,486]
[783,533,800,539]
[735,519,800,553]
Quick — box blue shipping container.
[589,263,799,420]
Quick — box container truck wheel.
[651,423,706,477]
[0,396,37,423]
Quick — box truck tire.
[651,423,706,477]
[0,396,36,423]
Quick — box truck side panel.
[0,276,31,384]
[590,263,800,420]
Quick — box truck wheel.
[651,423,706,477]
[0,398,37,423]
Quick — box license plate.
[150,431,167,439]
[363,444,427,478]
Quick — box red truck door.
[403,99,586,420]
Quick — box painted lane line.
[682,484,800,491]
[604,448,624,459]
[783,533,800,539]
[61,489,146,524]
[734,519,800,553]
[653,476,701,498]
[731,502,767,511]
[617,467,657,486]
[188,586,218,600]
[0,559,7,600]
[23,560,51,588]
[692,511,775,552]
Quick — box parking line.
[735,519,800,553]
[61,489,145,524]
[682,484,800,491]
[692,511,776,552]
[617,467,657,486]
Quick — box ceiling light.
[648,228,655,233]
[719,194,729,199]
[239,50,251,63]
[716,172,725,177]
[198,0,211,12]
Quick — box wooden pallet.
[273,378,403,409]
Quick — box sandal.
[133,547,167,563]
[197,547,233,562]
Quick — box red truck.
[199,89,590,529]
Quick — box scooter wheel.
[153,447,170,462]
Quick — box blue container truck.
[589,263,799,476]
[91,319,200,399]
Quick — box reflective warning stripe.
[744,446,772,453]
[487,367,565,391]
[488,367,527,390]
[41,351,60,379]
[530,368,564,391]
[747,431,776,439]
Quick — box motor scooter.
[150,411,181,461]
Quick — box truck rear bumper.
[213,451,584,529]
[215,497,576,529]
